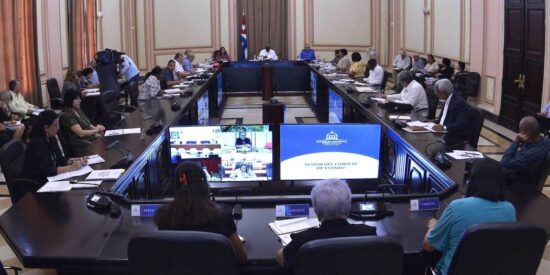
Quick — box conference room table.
[0,61,549,274]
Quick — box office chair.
[427,222,547,275]
[98,90,126,129]
[380,71,391,93]
[294,236,403,275]
[46,78,64,110]
[119,81,139,112]
[468,107,485,149]
[536,151,550,191]
[425,88,439,120]
[128,231,239,275]
[0,140,40,203]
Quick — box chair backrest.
[0,140,25,182]
[127,81,139,108]
[468,107,484,148]
[453,72,481,98]
[448,222,547,275]
[536,150,550,191]
[425,88,439,120]
[294,236,403,275]
[380,71,391,91]
[46,78,62,99]
[98,90,121,128]
[128,231,239,275]
[406,56,413,70]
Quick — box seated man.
[259,46,278,60]
[8,80,38,121]
[537,101,550,137]
[276,179,376,270]
[382,71,428,110]
[392,50,411,87]
[183,54,196,75]
[80,68,99,89]
[235,128,252,147]
[410,54,427,72]
[161,60,184,89]
[364,58,384,87]
[230,163,256,179]
[431,79,472,145]
[500,116,550,186]
[172,53,192,79]
[299,44,316,61]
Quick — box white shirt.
[258,49,278,60]
[393,55,411,70]
[424,62,439,74]
[439,93,453,125]
[388,80,429,110]
[366,65,384,85]
[173,59,184,79]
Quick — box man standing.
[119,54,140,85]
[8,80,37,120]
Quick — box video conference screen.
[169,125,273,182]
[280,124,381,181]
[328,89,343,123]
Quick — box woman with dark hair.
[423,54,439,75]
[138,66,164,100]
[347,52,365,79]
[62,68,81,97]
[155,161,247,264]
[437,58,455,79]
[330,49,341,65]
[213,47,231,62]
[336,48,351,72]
[61,88,105,156]
[423,158,516,275]
[21,110,87,184]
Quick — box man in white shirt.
[392,50,411,88]
[258,46,278,60]
[365,58,384,87]
[382,71,428,110]
[172,53,192,79]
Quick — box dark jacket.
[440,93,472,145]
[21,136,67,184]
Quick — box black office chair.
[46,78,64,110]
[380,71,391,93]
[128,231,239,275]
[428,222,547,275]
[425,88,439,120]
[536,151,550,191]
[98,90,126,129]
[468,107,485,149]
[119,81,139,112]
[294,236,403,275]
[453,72,481,99]
[0,259,21,275]
[0,140,40,203]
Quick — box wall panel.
[37,0,46,75]
[403,0,424,52]
[136,0,147,69]
[99,0,123,50]
[433,0,461,60]
[60,0,69,69]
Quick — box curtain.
[237,0,288,60]
[0,0,39,105]
[70,0,97,70]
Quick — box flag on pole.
[240,10,248,60]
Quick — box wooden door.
[500,0,545,131]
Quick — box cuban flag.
[240,10,248,60]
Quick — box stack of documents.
[86,154,105,165]
[38,180,102,193]
[389,115,411,121]
[356,87,376,93]
[83,88,100,97]
[446,150,484,160]
[32,109,45,116]
[163,88,182,94]
[403,121,446,133]
[47,165,93,182]
[104,128,141,137]
[172,83,190,88]
[86,169,125,180]
[269,217,319,246]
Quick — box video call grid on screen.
[280,124,381,181]
[169,125,273,182]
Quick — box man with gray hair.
[276,179,376,269]
[432,79,472,144]
[381,71,428,110]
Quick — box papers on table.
[104,128,141,137]
[340,79,355,82]
[332,80,347,85]
[446,150,484,160]
[163,88,182,94]
[404,121,447,133]
[371,97,388,104]
[353,81,368,86]
[38,180,102,193]
[355,87,376,93]
[83,89,100,97]
[86,154,105,165]
[86,169,125,180]
[172,83,190,88]
[279,234,293,246]
[32,109,45,116]
[269,217,319,246]
[46,165,93,182]
[389,115,411,120]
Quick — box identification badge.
[410,197,439,211]
[275,204,310,218]
[131,204,162,217]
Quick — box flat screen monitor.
[310,71,317,106]
[280,124,381,180]
[197,92,209,125]
[216,73,223,107]
[328,89,343,123]
[169,125,273,182]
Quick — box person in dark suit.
[431,79,472,145]
[235,128,252,147]
[21,110,87,185]
[155,161,247,264]
[276,179,377,270]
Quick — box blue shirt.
[428,197,516,275]
[299,49,316,61]
[413,58,427,70]
[543,102,550,118]
[161,68,175,89]
[501,139,550,185]
[90,68,99,84]
[182,58,193,72]
[120,55,140,81]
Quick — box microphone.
[105,139,134,169]
[106,139,120,150]
[217,188,252,220]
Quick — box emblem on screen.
[316,131,348,146]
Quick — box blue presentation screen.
[216,73,223,107]
[169,125,273,182]
[280,124,381,180]
[310,72,317,106]
[328,89,343,123]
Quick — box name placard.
[275,204,310,218]
[410,198,439,211]
[131,204,162,217]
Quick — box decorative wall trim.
[485,76,495,104]
[289,0,296,59]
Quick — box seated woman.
[138,66,163,100]
[61,88,105,156]
[277,179,376,270]
[423,158,516,275]
[423,54,440,75]
[436,58,455,79]
[21,110,86,184]
[213,47,231,62]
[61,68,81,97]
[155,161,247,263]
[230,163,256,179]
[347,52,365,79]
[0,99,24,145]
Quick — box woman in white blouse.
[424,54,440,75]
[138,66,164,100]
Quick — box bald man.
[501,116,550,186]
